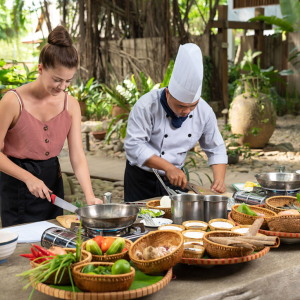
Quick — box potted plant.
[91,124,107,140]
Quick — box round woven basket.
[208,219,235,231]
[231,204,277,229]
[182,230,205,242]
[146,200,171,219]
[72,262,135,293]
[129,230,184,274]
[30,248,92,285]
[265,196,300,214]
[203,231,254,258]
[182,220,208,231]
[82,237,133,262]
[267,214,300,233]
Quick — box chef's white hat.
[168,43,203,104]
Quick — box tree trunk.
[43,0,52,33]
[78,0,86,80]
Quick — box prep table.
[2,199,300,300]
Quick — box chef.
[124,43,227,202]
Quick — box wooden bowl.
[209,219,236,231]
[267,214,300,233]
[182,220,208,231]
[129,230,184,274]
[203,231,254,258]
[82,237,133,263]
[265,196,300,214]
[231,204,277,229]
[72,262,135,293]
[146,200,171,219]
[30,248,92,285]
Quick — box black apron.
[124,160,188,202]
[0,156,63,228]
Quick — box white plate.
[139,208,165,218]
[140,218,173,228]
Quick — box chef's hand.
[24,176,52,201]
[165,166,187,189]
[211,179,226,193]
[86,197,103,205]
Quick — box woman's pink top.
[3,89,72,160]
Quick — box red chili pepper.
[20,253,35,259]
[32,244,55,257]
[31,247,38,258]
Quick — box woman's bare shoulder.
[0,91,21,112]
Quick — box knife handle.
[49,192,56,204]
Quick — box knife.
[50,193,78,214]
[186,182,220,195]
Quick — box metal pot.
[171,194,205,225]
[203,195,229,222]
[254,172,300,191]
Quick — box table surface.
[2,219,300,300]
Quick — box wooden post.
[218,5,229,109]
[254,8,264,68]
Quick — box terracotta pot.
[229,80,277,149]
[79,101,87,116]
[92,131,107,140]
[112,105,130,119]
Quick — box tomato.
[101,237,116,253]
[121,247,128,253]
[111,259,131,275]
[93,236,105,248]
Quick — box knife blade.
[50,193,78,213]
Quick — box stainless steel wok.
[75,204,140,229]
[254,172,300,191]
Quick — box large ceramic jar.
[229,80,277,149]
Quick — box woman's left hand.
[87,197,103,205]
[210,179,226,193]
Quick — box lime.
[111,259,131,275]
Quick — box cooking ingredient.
[184,241,204,247]
[106,238,125,255]
[233,228,249,234]
[20,253,35,259]
[236,236,279,246]
[210,222,234,229]
[278,209,300,216]
[209,237,264,248]
[122,247,128,253]
[244,181,257,188]
[139,208,163,218]
[159,226,183,231]
[183,231,204,239]
[244,218,264,236]
[101,237,116,253]
[16,251,76,300]
[244,187,254,192]
[82,264,96,274]
[76,220,84,262]
[160,196,171,207]
[86,240,103,255]
[93,236,105,248]
[185,222,206,228]
[142,245,177,260]
[135,250,143,260]
[143,246,158,260]
[111,259,131,275]
[256,213,265,217]
[237,203,258,216]
[32,244,56,257]
[97,265,112,275]
[48,246,67,256]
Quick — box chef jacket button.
[189,115,193,118]
[164,134,168,138]
[162,151,165,155]
[45,152,49,156]
[166,114,169,118]
[44,126,48,131]
[45,139,49,143]
[188,134,192,137]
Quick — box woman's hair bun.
[48,25,73,47]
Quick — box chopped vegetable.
[237,203,258,216]
[139,208,163,218]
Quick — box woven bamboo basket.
[82,237,133,262]
[146,200,171,219]
[182,220,208,231]
[203,231,254,258]
[267,215,300,233]
[72,262,135,293]
[129,230,184,274]
[265,196,300,214]
[183,244,205,259]
[30,248,92,285]
[182,230,205,242]
[158,224,185,232]
[209,219,236,231]
[231,204,277,229]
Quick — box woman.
[0,26,102,228]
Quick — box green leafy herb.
[76,220,83,263]
[139,208,163,218]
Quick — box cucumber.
[106,238,126,255]
[86,239,103,255]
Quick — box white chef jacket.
[124,88,228,173]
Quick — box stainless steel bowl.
[171,194,205,224]
[75,204,140,229]
[203,195,229,222]
[255,172,300,191]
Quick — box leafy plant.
[68,77,101,102]
[249,15,294,33]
